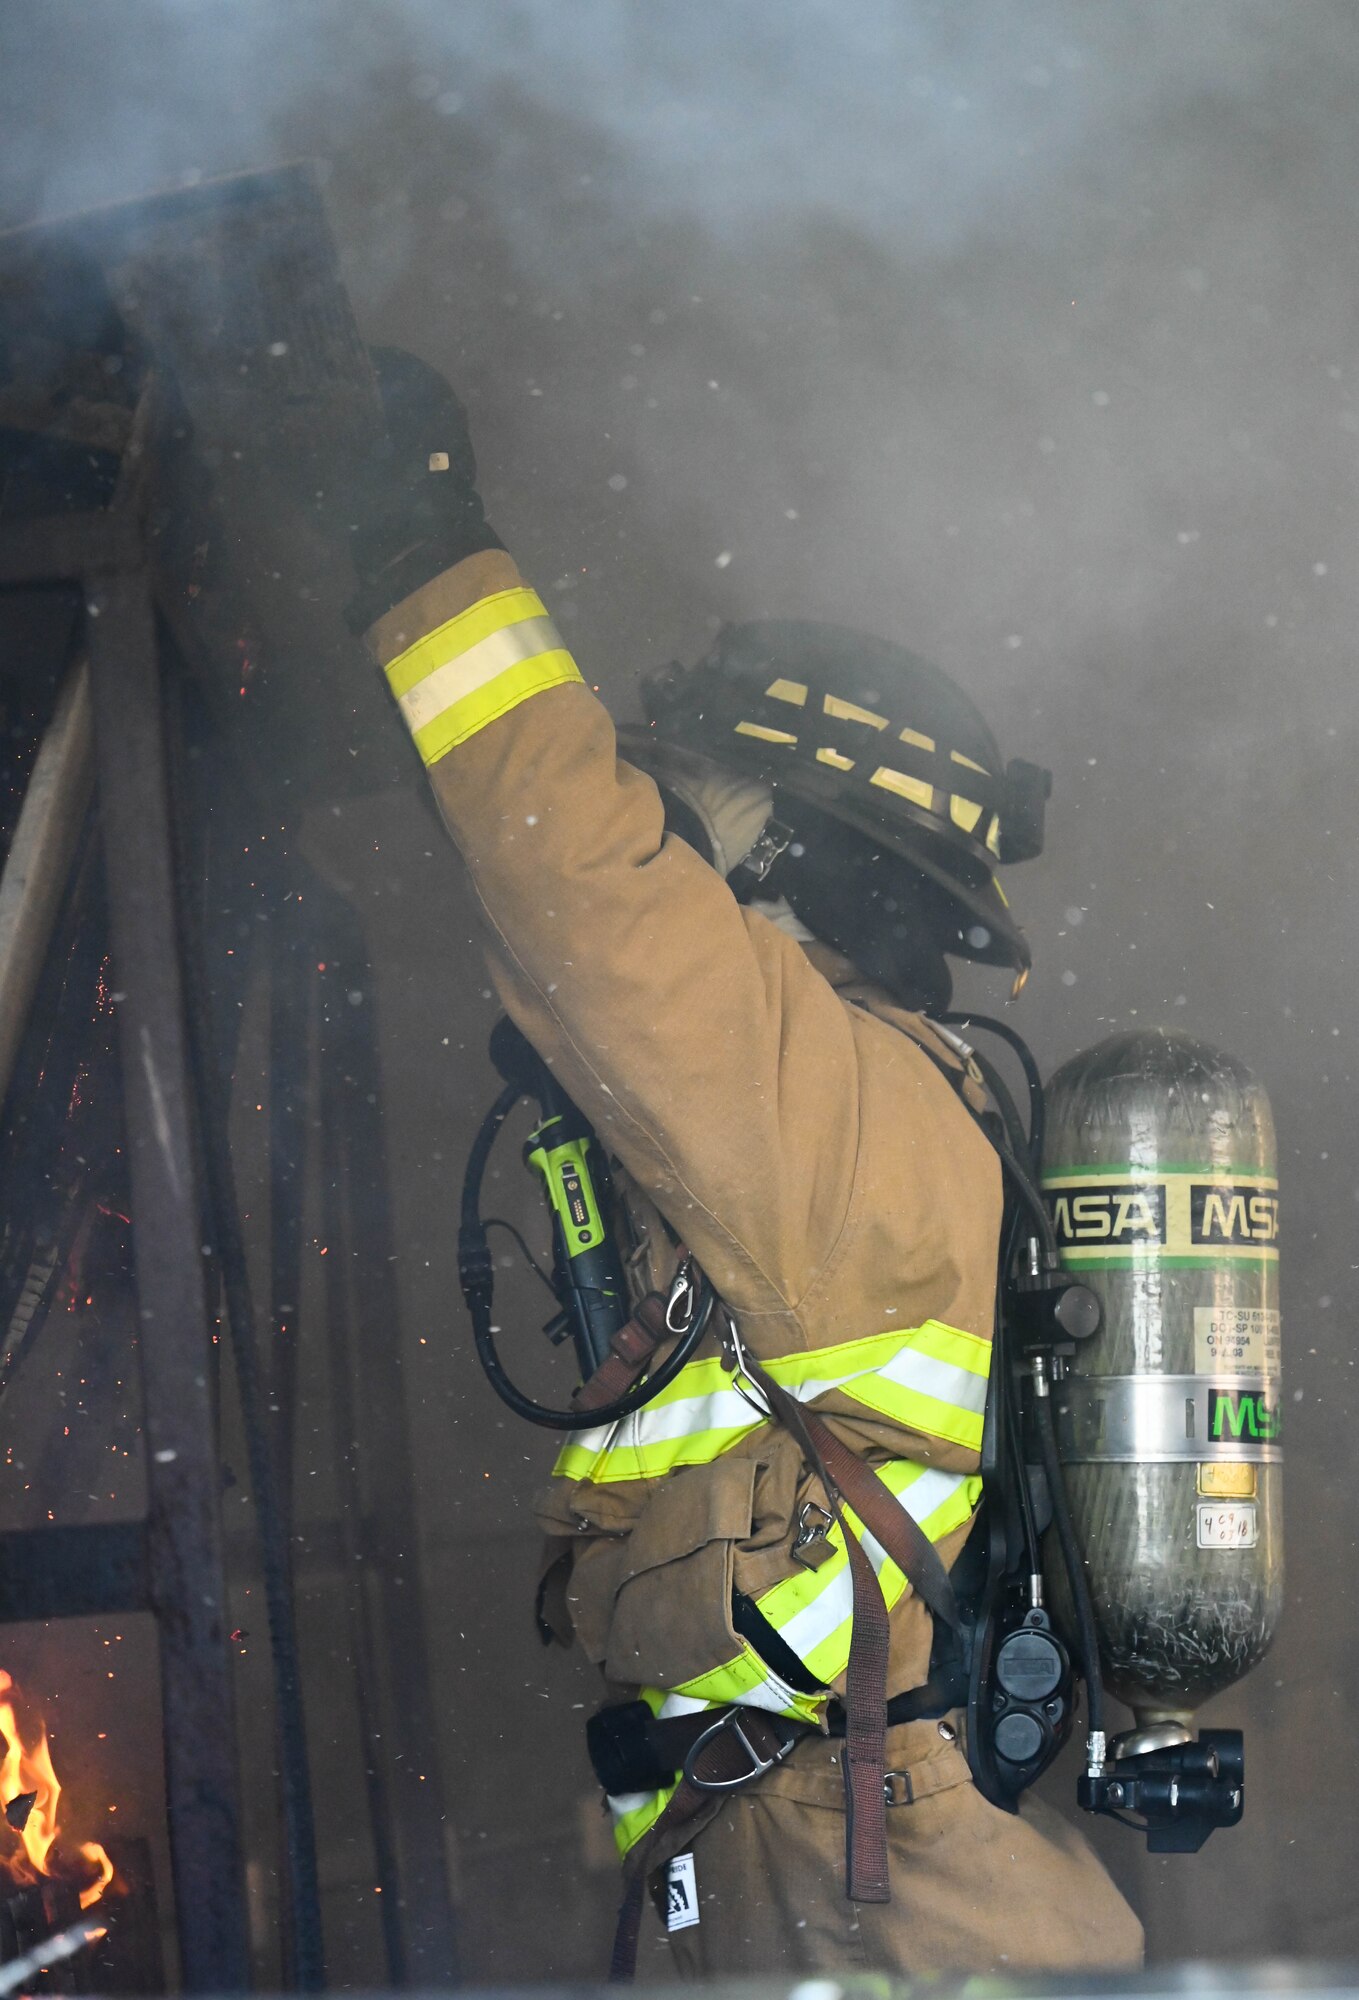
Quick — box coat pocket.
[603,1456,757,1690]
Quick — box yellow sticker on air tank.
[1197,1461,1258,1500]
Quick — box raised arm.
[363,546,861,1317]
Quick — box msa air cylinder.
[1042,1029,1282,1729]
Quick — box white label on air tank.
[1196,1502,1259,1549]
[1193,1305,1281,1376]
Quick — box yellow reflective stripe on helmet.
[870,765,934,811]
[824,694,889,730]
[382,586,582,765]
[551,1319,990,1483]
[735,720,798,746]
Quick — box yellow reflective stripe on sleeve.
[382,586,582,764]
[385,587,545,697]
[551,1319,990,1484]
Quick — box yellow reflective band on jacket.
[606,1689,691,1858]
[383,586,582,765]
[553,1318,989,1485]
[604,1459,984,1858]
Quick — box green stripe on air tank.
[1059,1252,1279,1272]
[1042,1163,1276,1181]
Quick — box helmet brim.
[617,722,1031,977]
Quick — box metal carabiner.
[682,1708,800,1794]
[665,1254,697,1334]
[717,1310,772,1419]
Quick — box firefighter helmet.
[619,619,1050,981]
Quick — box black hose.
[1002,1343,1043,1582]
[997,1146,1059,1262]
[956,1035,1031,1165]
[460,1081,522,1235]
[1033,1389,1106,1740]
[483,1217,556,1293]
[459,1083,715,1429]
[941,1010,1046,1163]
[468,1274,715,1431]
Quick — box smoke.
[6,0,1359,1968]
[5,0,1357,1013]
[0,4,1346,248]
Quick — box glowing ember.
[0,1671,116,1910]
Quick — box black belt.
[587,1673,964,1800]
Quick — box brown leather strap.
[799,1410,960,1634]
[732,1348,962,1900]
[573,1293,670,1412]
[608,1276,968,1951]
[737,1353,894,1902]
[608,1708,803,1979]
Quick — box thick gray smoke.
[4,0,1358,1971]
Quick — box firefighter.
[340,350,1144,1975]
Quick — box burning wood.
[0,1670,115,1914]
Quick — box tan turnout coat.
[367,550,1143,1975]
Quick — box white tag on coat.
[665,1852,700,1932]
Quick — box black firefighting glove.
[341,345,503,633]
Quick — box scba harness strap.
[601,1308,966,1977]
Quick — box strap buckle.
[734,816,795,886]
[792,1500,834,1567]
[682,1709,800,1794]
[883,1768,915,1807]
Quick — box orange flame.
[0,1670,116,1910]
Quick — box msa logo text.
[1208,1387,1281,1444]
[1191,1184,1279,1246]
[1047,1184,1166,1246]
